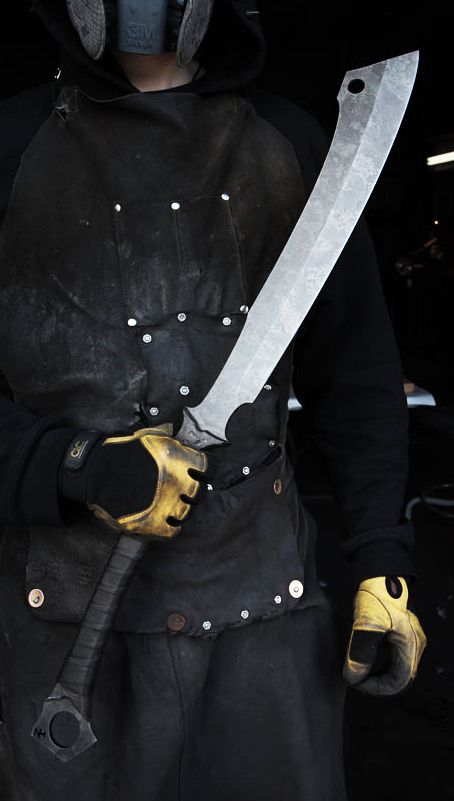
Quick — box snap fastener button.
[274,479,282,495]
[241,610,249,620]
[149,407,159,416]
[274,595,282,604]
[127,318,137,327]
[28,589,45,608]
[114,203,122,212]
[142,333,152,344]
[222,317,232,326]
[289,580,304,599]
[202,621,212,631]
[171,202,181,210]
[167,612,186,632]
[177,312,187,322]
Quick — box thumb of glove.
[344,629,386,685]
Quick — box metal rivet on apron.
[171,202,181,210]
[167,612,186,632]
[274,595,282,604]
[202,621,212,631]
[240,305,249,314]
[289,580,304,599]
[242,466,250,475]
[114,203,122,212]
[222,317,232,326]
[221,193,230,200]
[149,407,159,416]
[207,484,214,491]
[177,312,187,322]
[179,386,190,396]
[28,589,45,608]
[127,318,137,327]
[268,440,276,448]
[241,610,249,620]
[274,478,282,495]
[142,333,152,344]
[264,384,272,391]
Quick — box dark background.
[1,3,454,800]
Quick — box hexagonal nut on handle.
[31,683,97,762]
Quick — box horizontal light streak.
[427,151,454,166]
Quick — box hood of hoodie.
[33,0,266,99]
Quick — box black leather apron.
[0,85,311,636]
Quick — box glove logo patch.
[64,432,101,472]
[71,440,89,461]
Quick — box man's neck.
[111,50,201,92]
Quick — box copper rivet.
[274,478,282,495]
[28,589,44,608]
[167,612,186,632]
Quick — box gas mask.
[66,0,215,65]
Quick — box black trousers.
[0,589,347,801]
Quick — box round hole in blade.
[347,78,365,94]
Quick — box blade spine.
[183,54,418,441]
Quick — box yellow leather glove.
[343,576,427,695]
[60,424,208,538]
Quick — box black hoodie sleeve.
[250,88,414,584]
[0,83,54,221]
[0,85,76,526]
[0,389,74,526]
[293,223,414,585]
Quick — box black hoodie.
[0,1,415,635]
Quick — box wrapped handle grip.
[32,534,147,760]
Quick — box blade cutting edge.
[177,51,419,449]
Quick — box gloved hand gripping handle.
[31,425,207,761]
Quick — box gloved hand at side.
[58,424,208,538]
[343,576,427,696]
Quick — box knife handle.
[59,533,147,696]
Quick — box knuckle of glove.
[113,427,208,539]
